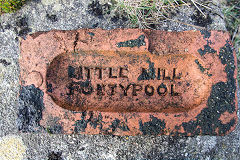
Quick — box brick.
[19,29,238,136]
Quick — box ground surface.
[0,0,239,159]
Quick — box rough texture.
[20,29,237,136]
[0,135,26,160]
[17,85,45,132]
[0,0,239,159]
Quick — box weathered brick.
[19,29,238,136]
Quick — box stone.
[0,135,26,160]
[19,29,238,136]
[0,0,239,159]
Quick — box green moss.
[46,127,52,134]
[0,0,26,14]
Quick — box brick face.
[19,29,238,136]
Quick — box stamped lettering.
[20,29,237,136]
[46,51,211,113]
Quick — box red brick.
[19,29,238,136]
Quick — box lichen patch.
[0,135,26,160]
